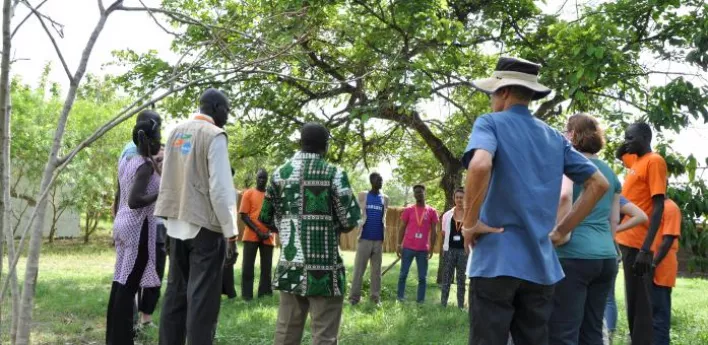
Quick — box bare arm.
[398,221,408,246]
[556,175,573,225]
[462,150,496,253]
[553,171,610,237]
[653,235,677,266]
[240,212,267,238]
[429,221,437,258]
[617,202,648,233]
[128,163,158,209]
[642,195,665,252]
[610,194,620,237]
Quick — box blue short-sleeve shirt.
[120,142,138,161]
[620,195,629,207]
[463,105,598,285]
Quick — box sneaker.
[349,299,360,306]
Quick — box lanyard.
[413,206,425,227]
[454,219,463,233]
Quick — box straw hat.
[472,57,552,100]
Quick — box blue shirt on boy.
[360,192,385,241]
[462,105,598,285]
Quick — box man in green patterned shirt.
[260,122,360,345]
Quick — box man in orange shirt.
[650,199,681,345]
[615,122,667,345]
[240,168,275,300]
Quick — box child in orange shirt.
[650,199,681,345]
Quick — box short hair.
[631,122,653,143]
[300,122,329,152]
[413,184,425,191]
[454,187,464,195]
[501,85,535,101]
[199,88,229,115]
[567,113,604,154]
[369,172,382,181]
[256,168,268,176]
[132,119,160,155]
[136,109,161,126]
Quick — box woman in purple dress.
[106,115,162,345]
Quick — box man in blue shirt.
[349,173,389,306]
[460,57,610,345]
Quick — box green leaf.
[687,155,698,182]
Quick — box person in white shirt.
[154,88,237,345]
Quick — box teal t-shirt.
[556,158,621,259]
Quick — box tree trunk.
[83,209,90,243]
[0,0,13,337]
[5,216,20,344]
[15,6,117,343]
[83,209,99,244]
[48,191,57,243]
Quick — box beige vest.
[154,118,226,233]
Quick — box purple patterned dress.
[113,156,161,288]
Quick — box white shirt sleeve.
[208,134,237,238]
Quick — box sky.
[9,0,708,183]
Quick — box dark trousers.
[241,241,274,300]
[619,245,654,345]
[138,237,167,315]
[549,258,617,345]
[106,220,149,345]
[652,283,672,345]
[441,248,467,308]
[222,258,238,299]
[159,229,225,345]
[469,276,555,345]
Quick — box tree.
[124,0,705,215]
[114,0,708,280]
[0,1,299,341]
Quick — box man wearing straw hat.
[460,57,610,345]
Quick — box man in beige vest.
[155,88,238,345]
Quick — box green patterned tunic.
[259,151,361,297]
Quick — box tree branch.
[534,94,566,120]
[374,105,459,169]
[9,191,35,207]
[21,0,72,81]
[585,91,649,112]
[137,0,179,37]
[10,0,49,39]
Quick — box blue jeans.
[397,248,428,303]
[604,260,619,332]
[549,258,617,345]
[652,283,672,345]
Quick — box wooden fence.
[236,198,444,254]
[339,207,445,253]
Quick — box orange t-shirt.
[616,153,667,249]
[652,199,681,287]
[239,188,274,245]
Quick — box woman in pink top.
[396,185,439,303]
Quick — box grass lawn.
[3,234,708,344]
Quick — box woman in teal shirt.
[549,113,622,345]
